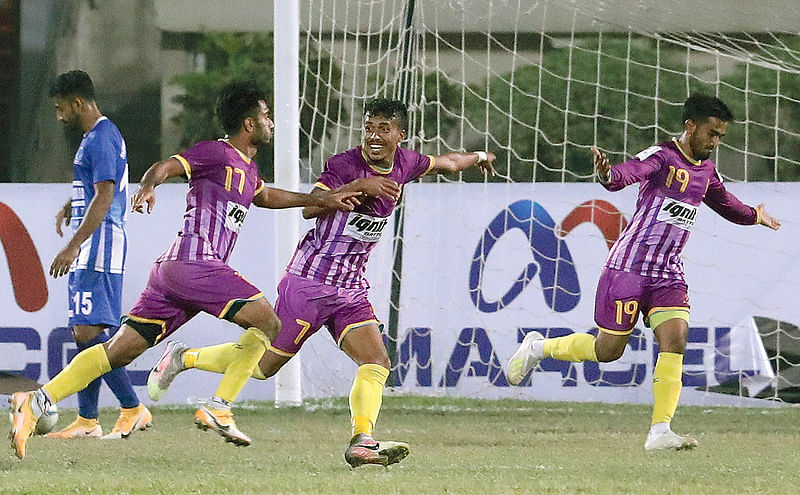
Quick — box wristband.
[474,151,488,162]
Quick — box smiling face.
[362,113,405,168]
[686,116,728,160]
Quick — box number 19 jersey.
[604,138,758,280]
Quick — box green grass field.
[2,396,799,494]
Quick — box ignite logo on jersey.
[657,198,698,230]
[344,211,389,242]
[224,202,248,232]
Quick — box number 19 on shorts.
[72,291,93,316]
[615,299,639,325]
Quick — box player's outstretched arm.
[430,151,496,176]
[301,177,400,219]
[755,203,781,230]
[131,158,186,214]
[253,186,361,212]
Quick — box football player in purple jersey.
[507,94,780,451]
[146,98,496,467]
[9,81,359,459]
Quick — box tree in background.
[170,32,346,180]
[420,36,800,182]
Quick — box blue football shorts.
[67,268,123,328]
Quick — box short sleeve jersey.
[286,146,434,289]
[605,138,757,280]
[157,140,265,263]
[71,117,129,274]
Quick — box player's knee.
[261,311,281,341]
[595,345,625,363]
[104,342,135,368]
[72,325,102,345]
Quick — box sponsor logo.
[224,202,248,233]
[469,199,627,313]
[0,203,48,312]
[344,211,389,242]
[657,197,698,230]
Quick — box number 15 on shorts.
[73,291,93,316]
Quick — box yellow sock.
[543,333,598,362]
[214,328,269,403]
[651,352,683,425]
[42,344,111,403]
[349,364,389,437]
[185,343,266,380]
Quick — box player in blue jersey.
[46,71,152,440]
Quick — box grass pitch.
[2,396,799,494]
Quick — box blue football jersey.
[70,117,129,274]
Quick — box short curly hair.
[364,98,407,131]
[49,70,96,100]
[683,94,734,124]
[216,81,268,135]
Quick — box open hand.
[592,147,611,183]
[50,244,79,278]
[355,177,402,202]
[320,190,363,211]
[756,203,781,230]
[131,186,156,214]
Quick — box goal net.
[293,0,800,405]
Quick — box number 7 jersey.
[156,140,265,264]
[604,138,758,280]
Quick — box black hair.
[682,93,734,124]
[48,70,96,101]
[216,80,268,135]
[364,98,408,131]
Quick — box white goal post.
[274,0,800,405]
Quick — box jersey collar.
[360,145,394,174]
[220,139,253,164]
[672,137,703,166]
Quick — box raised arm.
[593,146,661,191]
[704,174,781,230]
[50,180,115,278]
[130,158,187,214]
[429,151,496,176]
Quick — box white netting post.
[273,0,302,407]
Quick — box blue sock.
[98,328,140,409]
[75,337,102,420]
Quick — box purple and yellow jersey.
[604,138,758,280]
[156,140,265,263]
[71,117,129,274]
[286,146,434,289]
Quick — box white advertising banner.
[0,184,393,407]
[394,182,796,406]
[1,182,795,407]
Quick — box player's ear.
[684,119,696,135]
[243,116,255,133]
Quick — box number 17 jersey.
[156,140,265,264]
